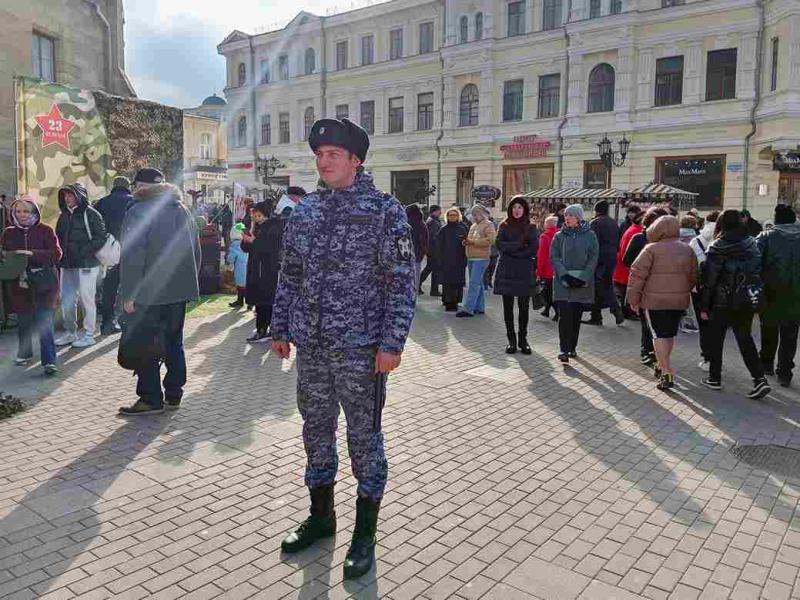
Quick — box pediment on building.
[219,30,250,46]
[285,11,320,29]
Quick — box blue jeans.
[17,308,57,365]
[462,259,489,314]
[135,302,187,407]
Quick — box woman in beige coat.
[457,205,497,317]
[627,215,697,390]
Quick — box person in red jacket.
[0,194,63,375]
[613,208,644,319]
[536,215,559,320]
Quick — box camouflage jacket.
[271,171,416,354]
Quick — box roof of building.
[202,94,227,107]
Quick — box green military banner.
[15,76,116,223]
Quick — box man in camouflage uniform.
[271,118,416,579]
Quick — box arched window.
[305,48,315,75]
[200,133,211,159]
[459,16,469,44]
[459,84,479,127]
[304,106,315,140]
[588,63,615,113]
[475,12,483,40]
[237,116,247,147]
[237,62,246,86]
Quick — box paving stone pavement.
[1,293,799,600]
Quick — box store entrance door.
[391,170,430,206]
[779,172,800,205]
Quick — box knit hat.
[593,200,610,215]
[471,204,490,218]
[133,167,165,186]
[564,204,585,221]
[774,203,797,225]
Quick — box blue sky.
[124,0,384,108]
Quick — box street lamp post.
[597,133,630,188]
[255,154,285,204]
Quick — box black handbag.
[26,266,59,294]
[118,311,166,372]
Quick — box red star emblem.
[34,104,77,151]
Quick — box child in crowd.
[226,223,248,308]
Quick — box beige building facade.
[0,0,135,196]
[183,95,229,202]
[219,0,800,219]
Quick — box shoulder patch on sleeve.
[396,234,413,262]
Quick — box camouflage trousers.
[296,346,388,501]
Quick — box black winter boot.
[518,332,532,355]
[505,329,517,354]
[281,484,337,553]
[343,495,381,580]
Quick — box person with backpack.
[699,209,770,399]
[54,183,108,348]
[756,204,800,388]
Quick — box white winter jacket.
[689,221,715,264]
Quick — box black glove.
[562,274,586,288]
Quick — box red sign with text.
[34,104,77,151]
[500,135,551,159]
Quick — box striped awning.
[520,188,627,200]
[626,183,698,200]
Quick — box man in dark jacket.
[585,200,624,326]
[419,205,442,296]
[95,176,134,335]
[757,204,800,387]
[215,203,234,252]
[741,209,763,238]
[55,182,108,348]
[118,168,201,416]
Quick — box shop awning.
[626,183,698,201]
[520,188,627,200]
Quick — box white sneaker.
[681,324,699,333]
[55,332,76,346]
[14,357,31,366]
[71,334,96,348]
[698,359,710,371]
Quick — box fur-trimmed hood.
[133,182,183,205]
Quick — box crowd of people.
[409,198,799,399]
[2,113,800,582]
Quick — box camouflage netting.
[93,91,183,184]
[0,392,24,419]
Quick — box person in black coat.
[494,197,538,354]
[95,176,134,335]
[406,204,429,295]
[622,206,668,365]
[741,209,763,238]
[241,202,285,343]
[435,207,468,311]
[586,200,624,326]
[419,205,442,296]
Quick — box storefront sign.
[196,171,228,181]
[500,135,551,159]
[472,185,501,202]
[229,162,254,170]
[678,167,707,176]
[727,162,743,172]
[774,152,800,172]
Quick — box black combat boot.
[343,495,381,580]
[518,332,532,355]
[281,484,336,553]
[505,328,517,354]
